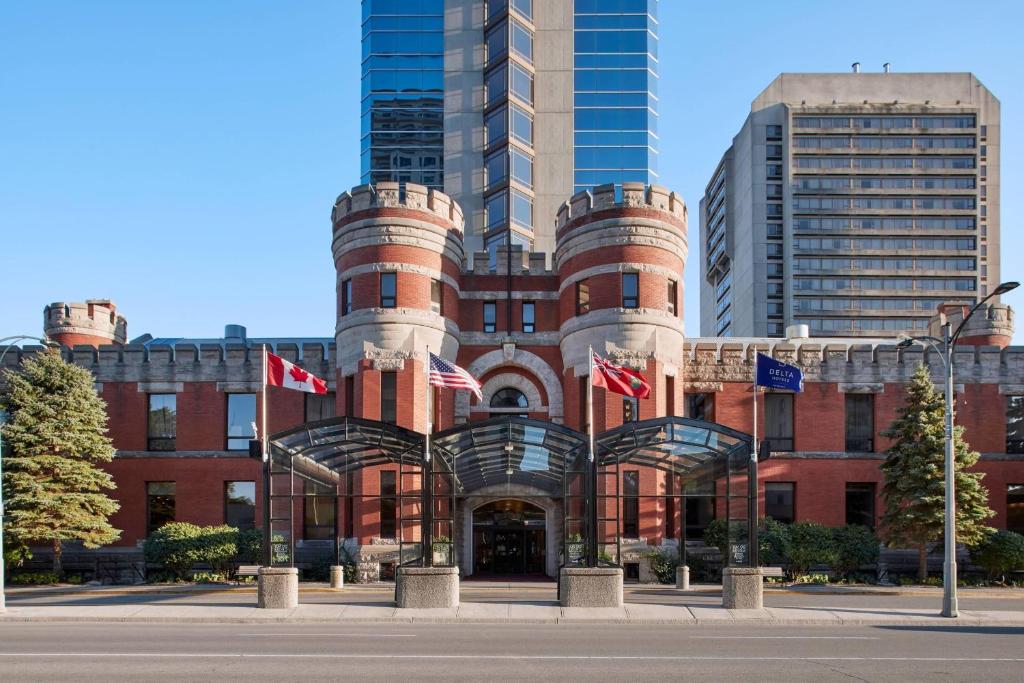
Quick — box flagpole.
[752,350,758,460]
[424,346,432,567]
[261,344,271,567]
[587,345,596,568]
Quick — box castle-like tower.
[43,299,127,348]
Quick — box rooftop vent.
[851,62,860,73]
[883,62,891,73]
[786,324,810,340]
[224,324,247,341]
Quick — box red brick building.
[8,182,1023,580]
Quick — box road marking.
[236,633,416,637]
[1,653,1022,662]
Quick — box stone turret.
[43,300,127,348]
[331,182,465,430]
[554,183,688,428]
[929,302,1014,348]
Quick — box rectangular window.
[304,481,335,540]
[380,272,397,308]
[486,190,508,229]
[685,393,713,421]
[225,481,256,531]
[430,278,443,315]
[685,494,715,540]
[765,482,795,523]
[667,280,678,316]
[622,272,639,308]
[483,301,497,333]
[146,481,175,535]
[510,103,532,144]
[665,375,675,416]
[579,376,588,433]
[623,470,639,537]
[511,147,533,187]
[1008,484,1024,534]
[665,494,676,539]
[845,394,875,452]
[380,372,397,424]
[845,482,876,529]
[623,397,638,423]
[510,19,532,62]
[764,393,794,452]
[1007,396,1024,453]
[341,278,352,316]
[485,149,507,188]
[147,394,176,451]
[305,392,335,422]
[576,280,590,315]
[510,62,533,105]
[380,470,397,538]
[226,393,257,450]
[344,376,355,417]
[344,471,354,538]
[522,301,535,333]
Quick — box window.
[490,387,528,418]
[305,392,335,422]
[685,393,713,421]
[623,470,639,537]
[845,394,874,452]
[226,394,256,450]
[225,481,256,531]
[486,190,508,229]
[304,481,335,540]
[485,149,507,188]
[380,372,397,424]
[845,483,876,529]
[510,62,533,105]
[483,301,497,333]
[380,470,397,538]
[341,278,352,316]
[576,280,590,315]
[685,495,715,540]
[623,397,638,422]
[147,394,176,451]
[344,376,355,417]
[665,494,676,539]
[1007,396,1024,453]
[665,375,675,416]
[511,147,533,187]
[764,394,794,451]
[430,278,443,315]
[146,482,175,535]
[511,189,532,228]
[667,280,678,316]
[344,471,355,538]
[766,124,782,138]
[522,301,535,333]
[510,19,532,62]
[1008,485,1024,534]
[622,272,639,308]
[380,272,397,308]
[765,482,795,523]
[510,104,532,144]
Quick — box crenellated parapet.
[930,302,1015,349]
[0,342,336,389]
[44,300,127,348]
[331,181,464,232]
[683,338,1024,389]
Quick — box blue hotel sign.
[755,353,804,392]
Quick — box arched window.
[490,387,529,418]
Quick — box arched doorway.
[472,500,546,576]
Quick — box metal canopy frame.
[266,415,757,573]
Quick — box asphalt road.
[8,584,1024,611]
[1,621,1022,681]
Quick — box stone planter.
[722,567,763,609]
[559,567,623,607]
[257,567,298,609]
[395,566,459,608]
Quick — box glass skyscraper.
[359,0,660,259]
[573,0,659,193]
[361,0,445,188]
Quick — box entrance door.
[472,500,546,576]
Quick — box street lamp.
[0,335,56,613]
[897,281,1019,618]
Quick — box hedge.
[970,530,1024,581]
[142,523,240,580]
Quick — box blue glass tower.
[572,0,659,193]
[361,0,445,188]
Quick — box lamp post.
[0,335,55,613]
[897,281,1018,618]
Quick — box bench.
[235,565,261,584]
[761,566,785,578]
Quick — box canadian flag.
[266,351,328,394]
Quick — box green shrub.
[143,522,240,580]
[10,571,61,585]
[237,528,264,564]
[192,571,229,584]
[794,573,830,585]
[64,574,86,585]
[704,518,789,566]
[786,521,837,575]
[831,525,880,579]
[647,550,679,584]
[970,529,1024,582]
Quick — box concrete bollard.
[257,567,299,609]
[558,567,623,607]
[395,566,459,608]
[676,564,690,590]
[722,567,763,609]
[330,565,345,590]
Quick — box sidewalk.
[3,601,1024,626]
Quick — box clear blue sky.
[2,1,1022,342]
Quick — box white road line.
[1,653,1022,662]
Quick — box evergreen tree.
[880,362,993,580]
[1,349,120,576]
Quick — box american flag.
[429,352,483,400]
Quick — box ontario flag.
[266,351,328,395]
[592,352,651,399]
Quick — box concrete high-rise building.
[700,71,999,338]
[361,0,660,259]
